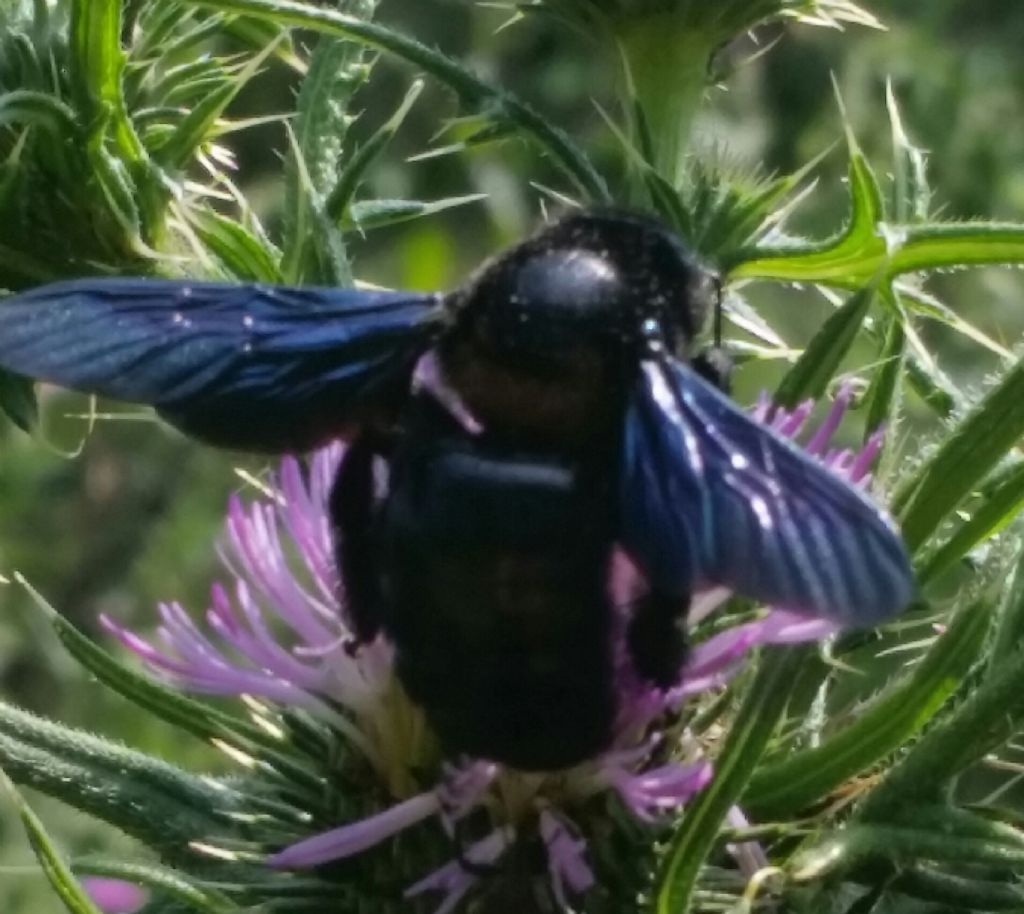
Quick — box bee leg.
[329,435,383,647]
[627,591,690,689]
[691,346,733,393]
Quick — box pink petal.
[81,878,147,914]
[269,792,441,868]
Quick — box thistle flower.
[102,384,884,913]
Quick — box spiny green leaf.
[0,704,274,862]
[894,354,1024,552]
[863,311,905,444]
[344,194,487,231]
[188,208,283,283]
[898,283,1009,359]
[861,626,1024,812]
[774,283,876,407]
[0,768,104,914]
[886,80,931,223]
[916,462,1024,585]
[225,16,305,71]
[133,2,198,61]
[90,144,143,244]
[730,143,886,287]
[282,7,376,286]
[743,595,993,819]
[904,348,957,417]
[75,860,238,914]
[790,821,1024,884]
[13,575,321,790]
[325,77,423,227]
[736,200,1024,294]
[154,41,278,171]
[887,865,1024,911]
[0,89,78,134]
[654,647,810,914]
[674,149,831,268]
[410,118,517,161]
[183,0,609,201]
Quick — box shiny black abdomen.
[376,400,619,770]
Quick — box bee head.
[454,210,717,362]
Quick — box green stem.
[617,15,711,186]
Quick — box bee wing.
[0,278,444,451]
[621,357,914,626]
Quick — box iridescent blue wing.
[0,278,444,451]
[621,357,914,626]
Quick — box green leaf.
[57,630,321,793]
[888,865,1024,911]
[74,860,238,914]
[0,768,104,914]
[0,701,284,860]
[916,463,1024,585]
[743,595,993,819]
[863,309,905,443]
[154,40,279,171]
[886,80,932,224]
[731,133,1024,294]
[904,348,957,417]
[0,369,38,431]
[344,194,487,231]
[790,821,1024,884]
[654,647,810,914]
[741,216,1024,292]
[324,78,424,226]
[730,141,884,287]
[132,2,202,60]
[183,0,609,201]
[188,208,283,283]
[224,16,305,71]
[12,576,322,792]
[281,3,377,286]
[0,89,79,135]
[774,283,876,407]
[898,283,1009,360]
[893,354,1024,552]
[860,623,1024,812]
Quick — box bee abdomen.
[378,419,619,769]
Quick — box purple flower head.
[105,384,885,911]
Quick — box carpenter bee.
[0,211,914,770]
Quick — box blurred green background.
[2,1,1024,909]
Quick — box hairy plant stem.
[617,14,710,186]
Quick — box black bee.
[0,211,914,770]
